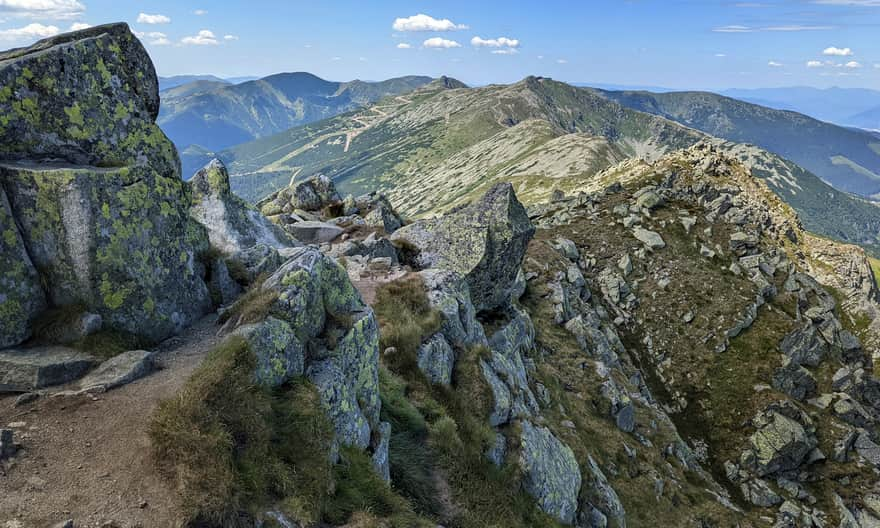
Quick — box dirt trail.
[0,314,222,528]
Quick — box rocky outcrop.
[189,159,293,255]
[0,23,211,343]
[392,183,535,312]
[228,246,387,467]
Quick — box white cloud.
[811,0,880,5]
[807,60,824,67]
[223,34,238,41]
[193,9,207,15]
[331,56,342,61]
[768,60,783,67]
[823,46,853,56]
[359,56,367,62]
[715,53,727,57]
[0,0,84,20]
[845,60,862,68]
[181,29,218,46]
[396,42,411,49]
[69,21,89,30]
[137,13,170,25]
[471,36,520,48]
[135,30,170,46]
[713,25,753,32]
[537,55,544,59]
[0,21,58,39]
[393,13,466,32]
[875,63,880,68]
[713,24,830,32]
[491,48,518,55]
[556,58,568,64]
[423,37,461,49]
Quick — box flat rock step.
[0,347,98,392]
[78,350,155,392]
[287,221,343,244]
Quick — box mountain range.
[157,72,434,176]
[189,76,880,255]
[720,86,880,130]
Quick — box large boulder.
[1,163,211,341]
[0,186,45,348]
[258,174,342,217]
[0,24,211,342]
[189,159,294,255]
[391,183,535,312]
[0,23,175,177]
[519,420,582,524]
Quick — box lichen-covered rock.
[772,361,817,401]
[306,310,380,450]
[392,183,535,312]
[189,159,293,254]
[207,258,242,306]
[417,334,455,385]
[234,317,304,388]
[519,420,582,524]
[228,243,283,285]
[372,421,392,483]
[418,269,488,350]
[364,201,403,234]
[0,186,45,348]
[258,246,380,453]
[744,407,817,476]
[77,349,154,392]
[0,24,176,179]
[482,306,540,425]
[1,163,211,342]
[262,247,365,340]
[258,174,342,216]
[0,24,212,343]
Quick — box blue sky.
[1,0,879,90]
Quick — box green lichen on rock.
[0,186,46,347]
[0,23,213,343]
[0,24,178,176]
[0,162,210,341]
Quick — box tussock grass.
[218,277,277,327]
[374,275,442,379]
[149,337,334,525]
[372,276,563,528]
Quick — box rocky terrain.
[2,22,880,528]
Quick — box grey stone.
[234,317,304,388]
[228,244,283,285]
[287,221,344,244]
[189,159,293,254]
[391,183,535,312]
[745,408,817,476]
[519,421,582,524]
[78,350,154,392]
[579,455,626,528]
[371,421,391,483]
[771,362,817,401]
[208,258,242,306]
[631,227,665,250]
[0,347,97,392]
[417,334,455,385]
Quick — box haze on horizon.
[0,0,879,91]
